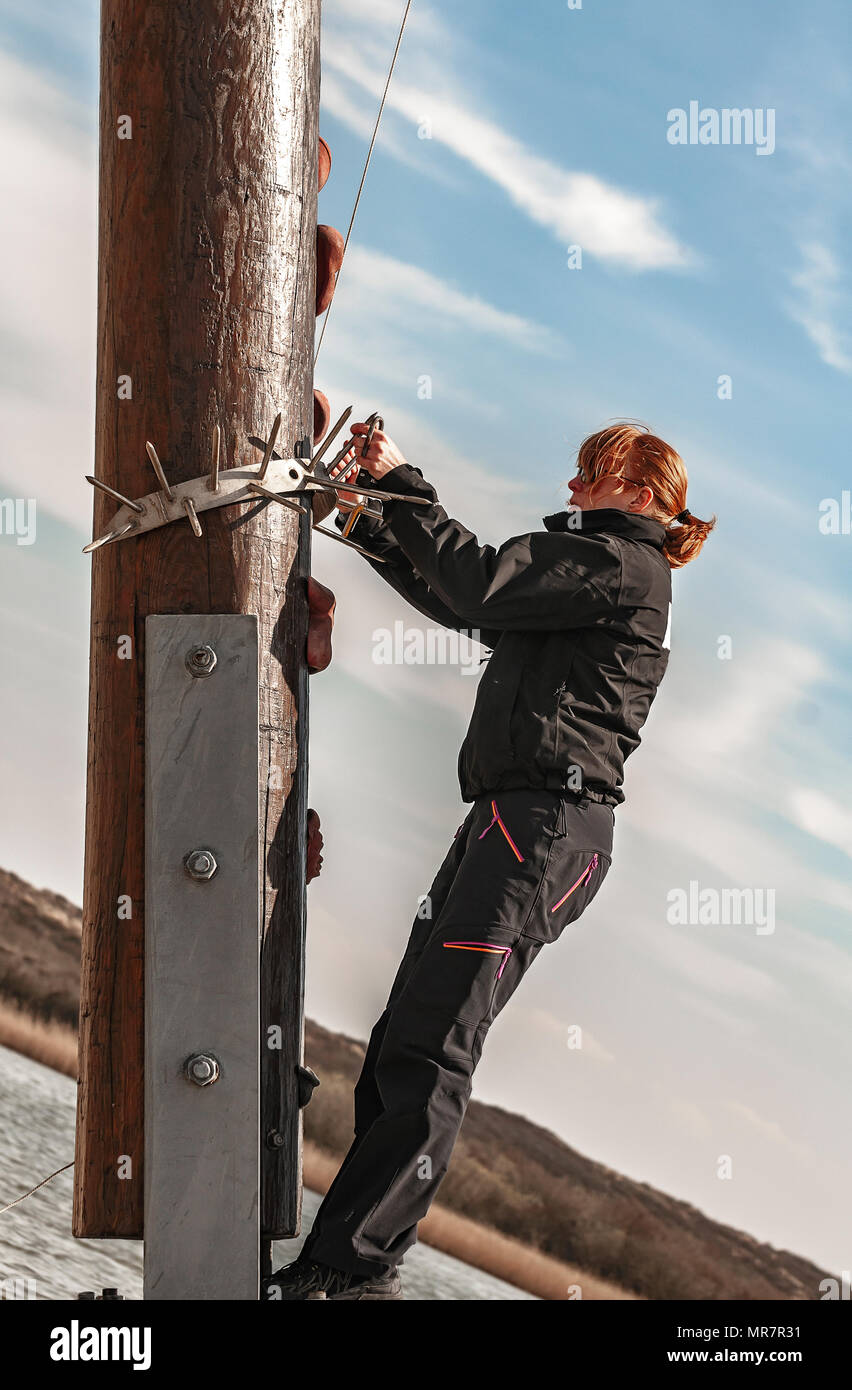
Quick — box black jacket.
[338,463,672,806]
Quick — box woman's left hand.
[346,421,408,482]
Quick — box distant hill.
[0,867,81,1027]
[0,865,833,1301]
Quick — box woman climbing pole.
[265,421,715,1300]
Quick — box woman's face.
[568,464,654,514]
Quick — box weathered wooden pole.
[74,0,321,1263]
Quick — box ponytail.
[663,508,716,569]
[576,424,716,570]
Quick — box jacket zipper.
[550,853,599,914]
[443,941,513,979]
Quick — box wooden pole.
[74,0,320,1241]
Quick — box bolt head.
[184,848,218,881]
[185,1053,220,1086]
[185,643,217,678]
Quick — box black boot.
[263,1255,403,1301]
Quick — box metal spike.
[247,435,282,459]
[310,405,353,471]
[306,478,430,507]
[85,475,145,514]
[324,439,357,475]
[247,482,307,514]
[182,497,203,537]
[82,521,136,554]
[361,412,384,458]
[209,425,221,492]
[83,531,116,554]
[145,441,174,500]
[312,524,388,563]
[258,413,282,482]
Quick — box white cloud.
[646,924,782,1004]
[664,635,825,767]
[342,245,564,355]
[319,70,445,180]
[788,242,852,375]
[0,51,96,524]
[725,1101,815,1165]
[788,788,852,859]
[321,10,693,271]
[511,1005,616,1063]
[666,1095,713,1140]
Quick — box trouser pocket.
[407,928,519,1026]
[522,798,613,943]
[528,846,611,941]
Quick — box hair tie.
[676,509,690,523]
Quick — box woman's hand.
[327,422,408,511]
[347,422,407,482]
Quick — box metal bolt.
[184,1053,220,1087]
[266,1130,286,1150]
[185,643,217,678]
[184,848,218,881]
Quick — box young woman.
[266,421,714,1300]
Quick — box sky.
[0,0,850,1277]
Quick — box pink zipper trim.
[443,941,513,979]
[478,799,525,862]
[550,853,599,913]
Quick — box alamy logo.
[0,497,37,545]
[372,621,483,674]
[819,492,852,534]
[667,102,775,155]
[49,1321,152,1371]
[820,1271,852,1300]
[667,881,775,935]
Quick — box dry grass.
[302,1140,636,1300]
[418,1202,639,1301]
[0,999,77,1078]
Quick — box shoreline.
[0,1000,634,1301]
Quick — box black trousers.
[303,789,614,1275]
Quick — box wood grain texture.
[74,0,320,1239]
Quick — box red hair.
[577,422,715,568]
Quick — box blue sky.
[1,0,851,1276]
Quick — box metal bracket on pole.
[83,414,429,557]
[144,614,260,1300]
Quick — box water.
[0,1045,534,1301]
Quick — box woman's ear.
[631,485,656,514]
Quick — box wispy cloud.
[342,245,564,355]
[0,51,96,524]
[788,242,852,375]
[725,1101,816,1165]
[320,69,448,180]
[321,6,693,272]
[788,787,852,859]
